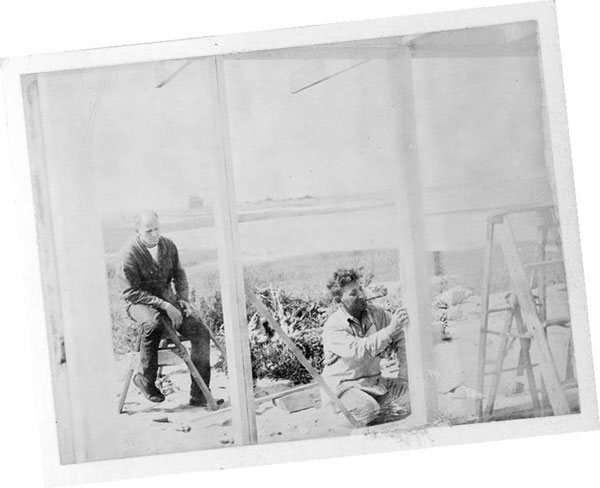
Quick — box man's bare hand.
[178,300,194,316]
[163,302,183,330]
[389,378,408,398]
[388,307,409,339]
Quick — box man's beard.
[348,299,367,316]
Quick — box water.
[164,204,539,264]
[166,207,402,264]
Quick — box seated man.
[119,210,221,407]
[321,268,408,426]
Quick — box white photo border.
[1,1,598,485]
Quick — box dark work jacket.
[119,235,189,310]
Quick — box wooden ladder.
[475,204,573,420]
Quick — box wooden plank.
[35,73,122,462]
[535,18,557,197]
[290,59,370,95]
[226,24,538,61]
[524,259,563,269]
[476,220,497,419]
[162,322,218,410]
[209,56,258,444]
[245,284,359,427]
[497,217,570,415]
[256,382,318,404]
[502,22,537,43]
[484,306,515,419]
[386,47,437,424]
[536,226,549,321]
[20,75,79,463]
[225,41,538,61]
[225,46,400,60]
[191,383,319,424]
[400,33,436,46]
[412,41,537,58]
[513,305,542,414]
[118,332,141,413]
[156,60,194,88]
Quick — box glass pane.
[38,60,231,455]
[226,54,411,440]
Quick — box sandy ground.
[114,284,576,459]
[115,354,360,458]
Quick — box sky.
[37,30,549,217]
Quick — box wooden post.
[209,56,258,445]
[21,75,79,463]
[386,47,438,425]
[476,218,498,418]
[33,73,122,462]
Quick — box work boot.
[189,397,225,408]
[133,373,165,403]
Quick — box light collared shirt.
[321,304,394,398]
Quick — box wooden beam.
[412,42,537,58]
[209,56,258,445]
[162,321,219,410]
[535,25,557,203]
[476,219,496,419]
[34,74,122,462]
[400,33,435,46]
[191,383,319,424]
[224,46,399,60]
[220,25,537,61]
[21,75,78,463]
[156,59,194,88]
[502,22,537,43]
[290,59,370,95]
[386,48,438,425]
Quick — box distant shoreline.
[102,198,394,255]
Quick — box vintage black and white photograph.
[1,1,598,485]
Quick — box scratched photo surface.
[21,19,584,465]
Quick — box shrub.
[250,327,324,384]
[194,286,330,384]
[192,269,409,385]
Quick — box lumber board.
[33,73,122,462]
[290,59,370,94]
[476,220,496,418]
[21,75,79,462]
[386,47,438,425]
[209,56,258,444]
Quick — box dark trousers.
[128,303,211,401]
